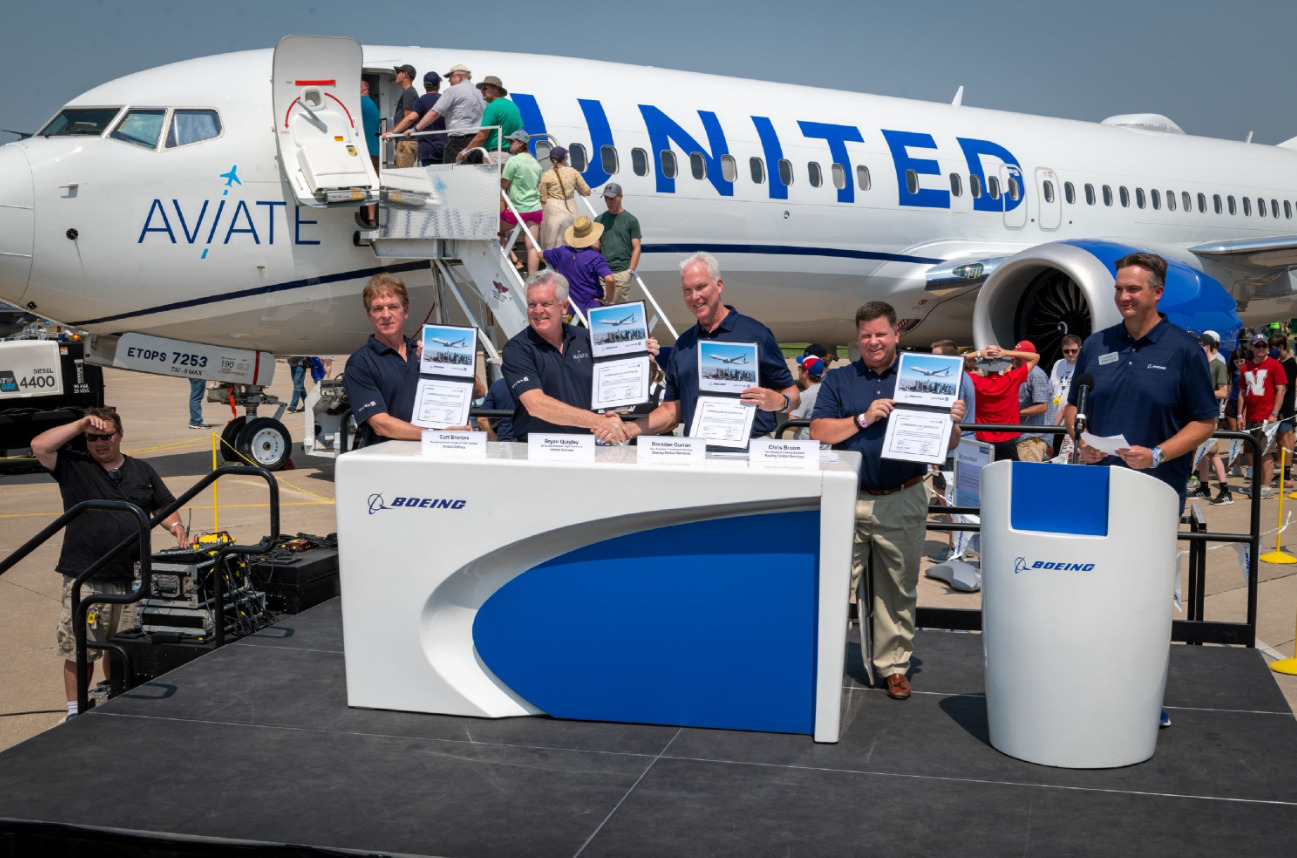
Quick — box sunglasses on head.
[85,432,117,442]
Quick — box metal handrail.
[384,124,505,163]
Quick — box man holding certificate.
[809,301,965,701]
[343,274,426,446]
[502,271,642,443]
[626,252,797,445]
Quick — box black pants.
[442,135,473,164]
[992,439,1020,462]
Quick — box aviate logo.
[1014,557,1096,574]
[367,493,467,515]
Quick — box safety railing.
[381,124,506,165]
[0,464,281,714]
[775,420,1263,647]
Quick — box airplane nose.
[0,144,35,307]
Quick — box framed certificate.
[688,395,757,449]
[419,325,477,379]
[588,301,649,358]
[412,378,474,429]
[894,352,963,408]
[697,341,759,395]
[591,356,650,410]
[881,408,954,464]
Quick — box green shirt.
[481,97,523,152]
[502,153,542,213]
[593,210,642,272]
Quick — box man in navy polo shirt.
[810,301,965,701]
[1064,252,1217,512]
[627,251,797,440]
[501,271,635,442]
[343,273,425,447]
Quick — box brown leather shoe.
[884,673,911,700]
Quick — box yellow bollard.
[1261,448,1296,564]
[211,432,219,533]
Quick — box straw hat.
[565,216,604,249]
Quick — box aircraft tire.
[236,417,291,471]
[219,417,246,463]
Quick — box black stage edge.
[1,599,1295,858]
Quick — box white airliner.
[913,367,952,377]
[599,313,638,327]
[430,337,467,349]
[1,34,1295,466]
[711,354,750,365]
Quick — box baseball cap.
[802,343,830,359]
[394,64,416,78]
[1014,340,1036,354]
[1200,330,1219,346]
[506,129,530,143]
[1253,333,1268,344]
[423,71,441,86]
[799,356,824,379]
[602,182,623,197]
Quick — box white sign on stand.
[749,438,820,470]
[421,430,486,458]
[637,436,706,466]
[528,433,596,462]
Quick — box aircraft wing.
[1188,235,1297,269]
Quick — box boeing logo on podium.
[1014,557,1096,574]
[367,493,467,514]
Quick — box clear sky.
[2,0,1296,145]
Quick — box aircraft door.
[999,163,1027,230]
[272,35,378,208]
[1036,168,1061,230]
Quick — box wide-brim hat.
[477,75,507,96]
[444,63,471,78]
[565,216,604,249]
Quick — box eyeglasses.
[86,433,117,442]
[1253,342,1269,349]
[1061,348,1079,355]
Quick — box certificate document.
[688,395,757,449]
[697,341,759,395]
[591,356,650,410]
[881,407,953,464]
[419,324,477,378]
[412,378,474,429]
[893,352,963,408]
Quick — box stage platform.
[1,598,1295,857]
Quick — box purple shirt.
[542,246,611,316]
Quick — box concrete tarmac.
[1,362,1294,753]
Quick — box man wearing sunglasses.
[31,408,188,721]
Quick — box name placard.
[528,433,596,462]
[749,438,820,471]
[637,435,706,466]
[421,430,487,458]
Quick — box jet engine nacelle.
[972,240,1241,364]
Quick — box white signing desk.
[336,441,862,742]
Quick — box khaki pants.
[851,481,929,678]
[611,269,635,304]
[57,575,130,661]
[394,139,418,168]
[1017,437,1050,462]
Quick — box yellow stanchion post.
[1261,448,1296,564]
[211,432,219,533]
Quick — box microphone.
[1073,373,1094,450]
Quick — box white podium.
[335,442,862,742]
[980,461,1179,768]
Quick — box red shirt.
[1240,356,1288,423]
[969,363,1030,442]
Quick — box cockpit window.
[110,109,167,149]
[166,109,222,148]
[39,107,122,137]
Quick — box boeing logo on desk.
[367,493,467,514]
[1014,557,1096,574]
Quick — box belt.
[861,475,925,496]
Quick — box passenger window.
[632,148,649,177]
[1258,197,1266,217]
[600,145,618,176]
[1165,191,1175,212]
[38,106,122,137]
[1214,194,1222,214]
[1043,180,1055,203]
[1151,189,1160,210]
[1286,201,1292,219]
[777,159,793,186]
[809,162,823,188]
[570,144,588,172]
[1183,192,1192,212]
[1272,199,1279,219]
[660,150,677,179]
[1008,177,1021,201]
[831,163,846,190]
[857,165,871,191]
[970,174,982,198]
[689,152,706,180]
[1119,186,1130,207]
[750,156,766,184]
[165,109,221,148]
[988,175,1001,199]
[1228,195,1236,215]
[1102,185,1113,206]
[1063,181,1074,204]
[110,108,167,149]
[1135,188,1145,209]
[720,154,737,183]
[905,169,918,194]
[950,173,962,197]
[535,140,553,161]
[1243,197,1251,216]
[1085,183,1096,205]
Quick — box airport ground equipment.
[979,461,1179,768]
[336,441,861,742]
[0,339,102,462]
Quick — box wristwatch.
[1150,446,1164,468]
[780,392,792,413]
[856,413,869,430]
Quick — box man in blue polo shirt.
[501,271,634,443]
[810,301,965,701]
[1064,252,1217,512]
[627,251,797,440]
[343,273,424,446]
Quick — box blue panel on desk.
[473,511,820,734]
[1010,462,1109,536]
